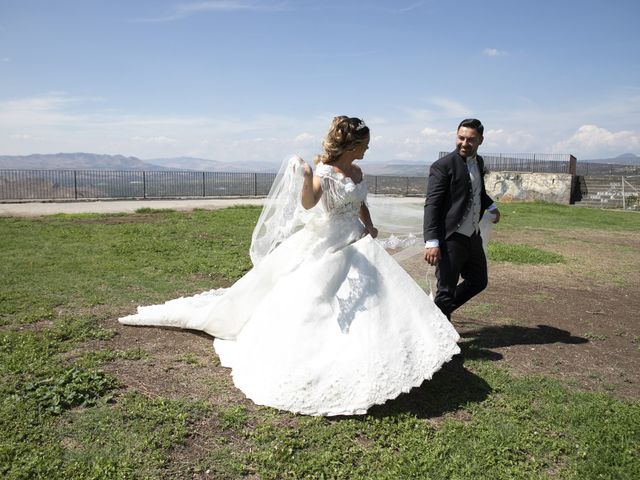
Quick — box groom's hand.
[424,247,441,266]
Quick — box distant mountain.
[581,153,640,165]
[0,153,282,172]
[365,160,429,177]
[0,153,167,170]
[146,156,280,173]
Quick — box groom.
[423,118,500,319]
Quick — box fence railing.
[0,170,280,201]
[576,162,640,176]
[3,165,640,202]
[0,170,430,201]
[622,176,640,210]
[439,152,577,174]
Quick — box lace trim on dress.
[315,163,367,218]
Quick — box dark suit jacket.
[423,151,494,243]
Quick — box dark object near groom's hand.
[424,247,440,266]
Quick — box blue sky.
[1,0,639,164]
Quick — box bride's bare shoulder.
[352,164,363,183]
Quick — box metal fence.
[0,170,278,201]
[0,169,430,201]
[4,162,640,202]
[439,152,577,174]
[575,162,640,176]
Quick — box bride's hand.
[302,161,313,179]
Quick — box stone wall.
[485,172,574,204]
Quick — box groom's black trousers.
[434,231,488,317]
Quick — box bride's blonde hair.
[314,116,370,165]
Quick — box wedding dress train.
[119,160,461,416]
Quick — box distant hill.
[0,153,166,170]
[0,153,283,173]
[365,160,429,177]
[0,153,429,175]
[146,156,280,173]
[3,152,637,175]
[581,153,640,165]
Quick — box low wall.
[485,172,574,204]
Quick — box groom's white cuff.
[425,239,439,248]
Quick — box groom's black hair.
[458,118,484,136]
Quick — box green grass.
[488,241,566,264]
[245,364,639,480]
[0,204,638,479]
[496,200,639,232]
[0,207,257,326]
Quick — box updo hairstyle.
[314,116,370,165]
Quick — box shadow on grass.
[367,355,491,419]
[459,323,588,361]
[133,325,583,420]
[364,325,588,419]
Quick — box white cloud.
[429,98,472,118]
[386,2,427,13]
[553,124,640,158]
[482,48,508,57]
[4,91,638,165]
[399,98,471,124]
[135,1,285,23]
[1,57,10,63]
[10,133,34,140]
[420,127,453,145]
[0,93,323,162]
[365,125,454,162]
[482,128,537,152]
[294,132,314,142]
[131,135,179,145]
[400,107,437,123]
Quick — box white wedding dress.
[119,161,461,416]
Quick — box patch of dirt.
[98,322,250,408]
[436,227,639,400]
[456,281,640,399]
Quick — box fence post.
[622,176,626,210]
[143,171,146,199]
[406,177,410,195]
[375,176,378,195]
[202,171,205,197]
[569,155,577,175]
[254,173,258,196]
[74,171,78,199]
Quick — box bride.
[119,116,460,416]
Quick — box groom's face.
[456,127,483,158]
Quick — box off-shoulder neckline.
[317,163,364,186]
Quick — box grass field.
[1,203,638,479]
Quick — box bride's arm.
[301,163,323,209]
[359,202,378,238]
